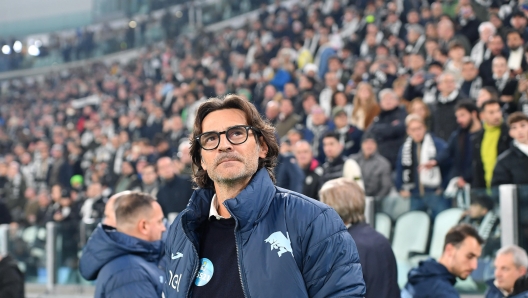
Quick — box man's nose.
[217,133,232,150]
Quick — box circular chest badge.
[195,258,214,286]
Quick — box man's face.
[409,54,425,71]
[488,36,504,55]
[461,63,478,81]
[507,33,524,51]
[200,109,268,186]
[142,166,158,185]
[157,158,174,180]
[444,237,482,279]
[311,108,327,126]
[361,139,377,157]
[325,73,338,89]
[494,253,527,292]
[328,59,341,73]
[145,202,166,241]
[380,93,399,111]
[481,103,503,127]
[293,142,313,169]
[468,203,488,218]
[455,109,473,129]
[493,57,508,77]
[280,100,294,117]
[438,74,457,95]
[408,31,420,43]
[333,113,348,129]
[407,120,427,143]
[322,137,343,160]
[510,120,528,144]
[480,27,494,42]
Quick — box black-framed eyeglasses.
[195,125,260,150]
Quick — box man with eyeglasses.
[163,95,365,298]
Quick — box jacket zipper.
[179,211,199,298]
[225,202,249,298]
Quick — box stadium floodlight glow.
[28,45,40,56]
[1,45,10,55]
[13,41,22,53]
[129,21,137,28]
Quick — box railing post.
[364,196,375,226]
[499,184,519,247]
[0,224,9,257]
[46,222,57,293]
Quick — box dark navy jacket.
[79,225,164,298]
[484,279,506,298]
[163,168,366,298]
[402,258,459,298]
[435,128,475,182]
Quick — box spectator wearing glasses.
[163,95,365,298]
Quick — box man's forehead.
[458,237,483,253]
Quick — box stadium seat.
[375,213,392,239]
[392,211,431,262]
[392,211,430,288]
[429,208,464,260]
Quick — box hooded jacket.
[0,255,24,298]
[402,258,459,298]
[79,225,164,298]
[163,168,366,298]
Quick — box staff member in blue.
[163,95,366,298]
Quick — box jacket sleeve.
[379,159,393,198]
[369,112,407,140]
[301,208,366,298]
[104,268,159,298]
[435,131,456,167]
[0,264,23,298]
[434,138,451,189]
[491,156,512,187]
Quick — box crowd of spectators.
[2,0,528,286]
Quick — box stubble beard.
[209,146,260,187]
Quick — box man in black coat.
[472,100,512,189]
[368,89,407,169]
[426,101,482,187]
[319,178,400,298]
[293,140,323,200]
[0,254,24,298]
[492,112,528,186]
[430,72,468,141]
[479,34,509,83]
[484,56,519,116]
[156,157,193,217]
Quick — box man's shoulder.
[273,187,333,220]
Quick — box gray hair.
[378,88,398,102]
[407,24,424,35]
[497,245,528,269]
[478,22,496,35]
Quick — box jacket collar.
[184,168,276,233]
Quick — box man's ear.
[201,156,207,171]
[138,218,148,235]
[258,136,268,158]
